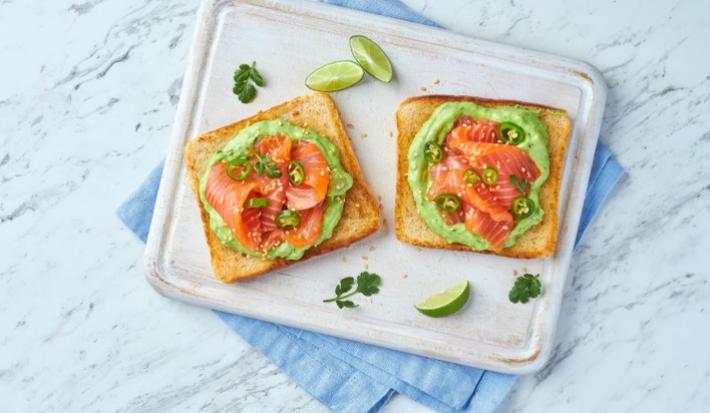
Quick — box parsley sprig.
[508,273,542,304]
[324,272,381,309]
[254,153,282,178]
[233,62,265,103]
[509,175,528,195]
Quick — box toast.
[395,95,572,258]
[184,93,380,282]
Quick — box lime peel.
[349,34,393,83]
[305,60,364,92]
[415,281,470,318]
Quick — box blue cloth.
[117,1,625,411]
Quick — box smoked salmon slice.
[204,162,262,251]
[447,116,501,145]
[427,115,541,249]
[427,155,513,222]
[204,135,333,254]
[286,140,330,210]
[463,204,512,251]
[255,134,292,164]
[284,202,325,248]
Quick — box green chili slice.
[276,210,301,229]
[245,197,268,209]
[499,122,526,145]
[287,160,305,185]
[463,169,480,185]
[226,157,251,181]
[512,196,535,220]
[424,142,444,163]
[481,167,498,185]
[434,194,462,213]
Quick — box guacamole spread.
[200,119,353,260]
[407,102,551,249]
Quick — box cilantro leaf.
[249,61,265,86]
[509,175,528,195]
[232,61,265,104]
[236,82,256,103]
[336,300,357,309]
[324,272,382,309]
[254,153,282,178]
[335,276,354,296]
[356,272,381,296]
[508,273,542,304]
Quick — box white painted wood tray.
[144,0,606,374]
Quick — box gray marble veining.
[1,0,708,412]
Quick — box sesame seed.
[341,256,347,263]
[420,86,427,91]
[346,123,354,129]
[433,79,440,85]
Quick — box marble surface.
[0,0,708,412]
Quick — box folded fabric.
[116,1,625,412]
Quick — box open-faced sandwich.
[395,95,572,258]
[184,93,380,282]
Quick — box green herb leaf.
[335,276,354,296]
[323,272,382,309]
[237,82,256,103]
[337,300,357,309]
[234,69,250,83]
[254,153,282,178]
[249,61,265,86]
[232,61,265,104]
[508,273,542,304]
[509,175,528,195]
[356,272,381,296]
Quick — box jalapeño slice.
[499,122,526,145]
[226,157,251,181]
[245,197,268,209]
[512,196,535,220]
[481,167,498,185]
[287,160,305,185]
[434,194,462,213]
[424,142,444,163]
[463,168,480,185]
[276,210,301,230]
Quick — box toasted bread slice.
[395,95,571,258]
[184,93,380,282]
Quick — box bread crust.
[184,93,381,282]
[394,95,572,258]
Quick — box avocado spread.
[407,102,550,249]
[200,119,353,260]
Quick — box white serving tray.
[144,0,606,374]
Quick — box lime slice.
[349,35,393,82]
[415,281,470,318]
[305,60,364,92]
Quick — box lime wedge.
[349,35,393,82]
[415,281,470,318]
[305,60,364,92]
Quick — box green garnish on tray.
[233,61,264,103]
[324,272,381,309]
[509,273,542,303]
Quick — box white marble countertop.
[1,0,708,412]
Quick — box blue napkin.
[117,1,625,411]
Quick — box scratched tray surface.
[144,0,605,374]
